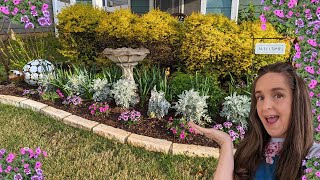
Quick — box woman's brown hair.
[234,62,314,179]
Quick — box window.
[206,0,232,18]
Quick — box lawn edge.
[0,94,221,158]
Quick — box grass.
[0,104,217,179]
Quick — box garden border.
[0,94,223,158]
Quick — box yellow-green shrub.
[56,4,108,65]
[180,13,252,77]
[95,9,140,48]
[96,9,181,66]
[239,21,291,72]
[180,14,290,78]
[136,9,181,66]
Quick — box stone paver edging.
[0,95,222,158]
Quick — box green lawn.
[0,104,217,179]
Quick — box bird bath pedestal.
[102,47,150,81]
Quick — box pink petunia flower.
[261,23,266,30]
[273,10,284,18]
[310,91,315,97]
[42,4,48,11]
[307,39,318,47]
[305,66,315,74]
[180,132,185,139]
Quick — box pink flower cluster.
[118,110,141,123]
[88,102,110,116]
[167,117,195,140]
[213,121,246,144]
[0,147,48,179]
[302,152,320,179]
[0,0,51,29]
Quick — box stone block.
[63,115,99,131]
[0,95,27,106]
[93,124,131,143]
[172,143,220,158]
[19,99,48,112]
[127,133,172,154]
[41,106,72,120]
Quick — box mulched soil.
[0,81,220,148]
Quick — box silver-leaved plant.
[64,74,88,96]
[91,78,111,102]
[110,79,138,109]
[220,92,251,129]
[148,86,171,119]
[172,89,211,125]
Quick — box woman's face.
[255,72,293,138]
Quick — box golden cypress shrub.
[180,14,290,78]
[96,9,181,66]
[56,4,108,65]
[136,9,181,66]
[95,9,140,48]
[181,13,252,77]
[136,9,180,44]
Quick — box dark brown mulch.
[0,82,220,148]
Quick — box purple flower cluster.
[0,0,51,29]
[302,153,320,179]
[261,0,320,141]
[88,102,110,116]
[166,117,196,140]
[0,147,47,179]
[118,110,141,124]
[22,87,44,97]
[62,95,82,106]
[213,121,246,144]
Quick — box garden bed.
[0,82,220,148]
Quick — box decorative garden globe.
[22,59,55,86]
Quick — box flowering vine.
[261,0,320,140]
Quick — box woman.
[189,62,320,179]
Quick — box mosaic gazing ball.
[22,59,54,86]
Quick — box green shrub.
[169,72,193,99]
[56,4,107,66]
[0,63,7,82]
[169,71,226,117]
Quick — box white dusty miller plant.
[220,92,251,129]
[173,89,211,125]
[64,74,87,96]
[91,78,110,102]
[110,79,138,108]
[148,86,171,119]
